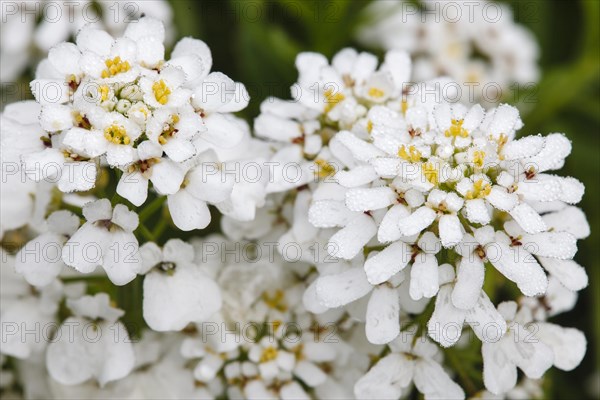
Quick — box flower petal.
[365,285,400,344]
[315,267,372,308]
[327,214,377,260]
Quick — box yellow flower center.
[260,346,279,363]
[67,74,79,90]
[366,120,373,133]
[368,87,385,98]
[129,157,161,177]
[314,159,336,179]
[444,119,469,138]
[423,162,438,186]
[99,85,110,101]
[101,56,131,78]
[73,112,91,129]
[104,124,130,145]
[398,145,422,163]
[152,79,171,105]
[158,114,180,145]
[466,179,492,199]
[324,88,345,113]
[473,150,485,168]
[262,290,288,312]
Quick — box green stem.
[152,217,169,242]
[139,196,167,223]
[117,276,145,340]
[444,347,478,396]
[60,275,108,283]
[137,222,154,242]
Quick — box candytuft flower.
[62,199,142,285]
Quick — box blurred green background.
[170,0,599,398]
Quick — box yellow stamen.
[73,112,91,129]
[495,134,509,160]
[314,159,336,179]
[104,124,130,145]
[466,179,492,199]
[423,162,438,186]
[67,74,79,90]
[398,145,422,163]
[158,114,180,144]
[366,120,373,133]
[473,150,485,168]
[291,343,304,360]
[444,119,469,138]
[401,99,408,115]
[262,290,287,312]
[324,88,345,113]
[152,79,171,105]
[260,346,278,363]
[99,85,110,101]
[368,87,385,98]
[101,56,131,78]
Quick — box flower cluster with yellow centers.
[152,79,171,105]
[444,118,469,138]
[101,56,131,78]
[104,124,131,145]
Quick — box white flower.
[0,1,175,83]
[166,153,234,231]
[22,16,249,229]
[46,293,135,386]
[139,239,222,331]
[426,263,506,348]
[293,48,415,128]
[0,251,65,360]
[518,302,587,373]
[15,210,80,286]
[245,332,337,392]
[307,98,583,345]
[481,302,554,395]
[355,332,465,399]
[0,101,48,236]
[62,199,142,285]
[116,140,185,206]
[200,122,272,222]
[145,105,204,162]
[357,0,540,104]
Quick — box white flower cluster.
[357,0,540,104]
[0,15,590,400]
[1,0,174,83]
[23,16,256,231]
